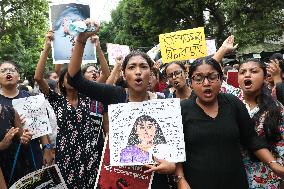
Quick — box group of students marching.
[1,20,284,189]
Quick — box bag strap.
[9,143,22,185]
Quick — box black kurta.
[181,93,267,189]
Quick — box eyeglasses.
[191,73,220,84]
[0,68,18,74]
[167,70,183,79]
[86,70,98,74]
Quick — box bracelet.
[268,160,280,165]
[42,143,52,151]
[173,175,185,183]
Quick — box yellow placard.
[159,27,208,63]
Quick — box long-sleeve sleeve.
[67,70,126,105]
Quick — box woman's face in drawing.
[136,121,156,144]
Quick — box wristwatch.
[173,175,185,183]
[42,143,52,151]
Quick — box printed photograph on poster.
[94,137,153,189]
[49,0,97,64]
[109,98,186,166]
[12,94,52,139]
[9,164,67,189]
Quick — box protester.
[67,21,174,189]
[0,104,33,186]
[34,31,104,188]
[211,36,284,188]
[163,61,192,100]
[175,55,284,189]
[0,61,53,172]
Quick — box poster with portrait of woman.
[109,98,186,166]
[49,0,97,64]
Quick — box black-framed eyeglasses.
[167,70,183,79]
[0,68,18,74]
[191,73,220,84]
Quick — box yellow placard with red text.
[159,27,208,63]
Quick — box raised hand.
[76,19,100,44]
[90,35,101,48]
[0,127,19,150]
[44,30,54,49]
[221,35,238,53]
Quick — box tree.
[0,0,50,83]
[100,0,284,51]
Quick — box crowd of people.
[0,20,284,189]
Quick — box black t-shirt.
[0,90,43,186]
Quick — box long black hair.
[58,67,68,97]
[127,115,166,146]
[240,59,282,148]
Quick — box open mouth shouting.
[135,77,143,86]
[6,74,13,81]
[203,88,213,98]
[244,79,252,89]
[173,81,180,88]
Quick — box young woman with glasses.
[175,56,284,189]
[163,61,192,100]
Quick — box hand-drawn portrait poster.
[109,98,186,166]
[9,165,67,189]
[159,27,207,63]
[94,137,153,189]
[12,94,52,139]
[49,0,96,64]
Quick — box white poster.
[9,165,67,189]
[109,98,186,166]
[12,94,52,139]
[107,43,130,65]
[206,39,217,56]
[49,0,97,64]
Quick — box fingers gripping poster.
[12,94,52,139]
[109,98,186,166]
[49,0,96,64]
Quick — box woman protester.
[67,20,174,189]
[175,54,284,189]
[163,61,192,100]
[34,31,104,188]
[0,104,32,187]
[212,36,284,188]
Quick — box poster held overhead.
[159,27,207,63]
[49,0,97,64]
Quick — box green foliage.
[0,0,52,82]
[100,0,284,51]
